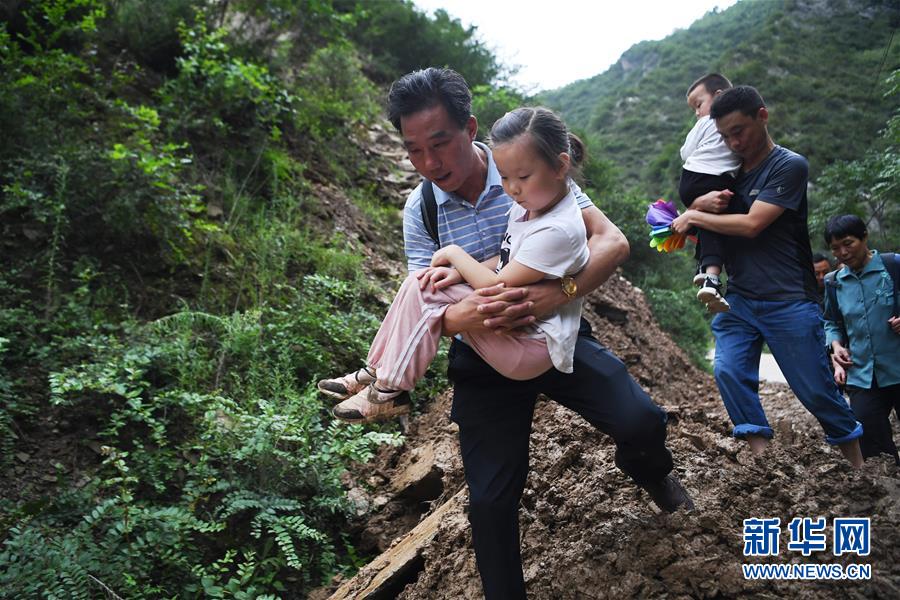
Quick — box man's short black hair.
[710,85,766,119]
[387,68,472,133]
[687,73,732,98]
[812,252,830,264]
[824,214,868,244]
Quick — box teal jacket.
[824,251,900,389]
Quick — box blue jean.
[711,295,862,444]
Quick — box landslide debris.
[315,125,899,600]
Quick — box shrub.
[644,287,712,369]
[21,281,400,596]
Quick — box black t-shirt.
[723,146,818,302]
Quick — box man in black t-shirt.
[672,86,863,467]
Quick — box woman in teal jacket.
[823,214,900,464]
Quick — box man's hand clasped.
[435,283,534,336]
[417,243,568,335]
[670,210,697,234]
[469,280,565,335]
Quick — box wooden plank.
[329,487,466,600]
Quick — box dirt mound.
[323,272,900,599]
[311,123,900,599]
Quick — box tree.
[810,69,900,251]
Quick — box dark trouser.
[678,169,734,270]
[847,381,900,464]
[694,228,725,270]
[448,319,673,599]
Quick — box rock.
[207,202,224,218]
[389,443,443,502]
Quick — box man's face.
[813,259,831,290]
[687,86,715,118]
[829,235,869,272]
[715,108,768,158]
[400,104,477,193]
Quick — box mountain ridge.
[541,0,900,195]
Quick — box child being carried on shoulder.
[679,72,740,313]
[318,107,590,423]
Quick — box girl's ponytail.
[567,133,586,169]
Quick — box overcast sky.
[412,0,738,92]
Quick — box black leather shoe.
[641,474,696,513]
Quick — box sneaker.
[332,385,411,424]
[641,474,696,513]
[697,276,730,313]
[317,366,376,400]
[692,271,707,287]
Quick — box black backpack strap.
[419,177,439,247]
[882,252,899,317]
[823,271,844,331]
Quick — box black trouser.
[847,381,900,464]
[448,319,673,599]
[678,169,734,270]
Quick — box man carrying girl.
[322,68,693,600]
[320,107,591,417]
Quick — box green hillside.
[0,1,504,597]
[542,0,900,196]
[1,1,897,595]
[540,0,899,366]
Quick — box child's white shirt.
[680,115,741,176]
[498,188,589,373]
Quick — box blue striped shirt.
[403,142,594,271]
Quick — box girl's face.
[493,135,569,215]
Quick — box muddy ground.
[322,271,899,599]
[302,124,900,599]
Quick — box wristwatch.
[561,276,577,300]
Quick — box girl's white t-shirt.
[680,115,741,176]
[497,188,589,373]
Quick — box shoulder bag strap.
[419,178,439,247]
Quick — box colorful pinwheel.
[645,199,692,253]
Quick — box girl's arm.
[418,254,501,291]
[431,245,545,289]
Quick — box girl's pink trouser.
[366,272,552,391]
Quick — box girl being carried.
[318,107,590,422]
